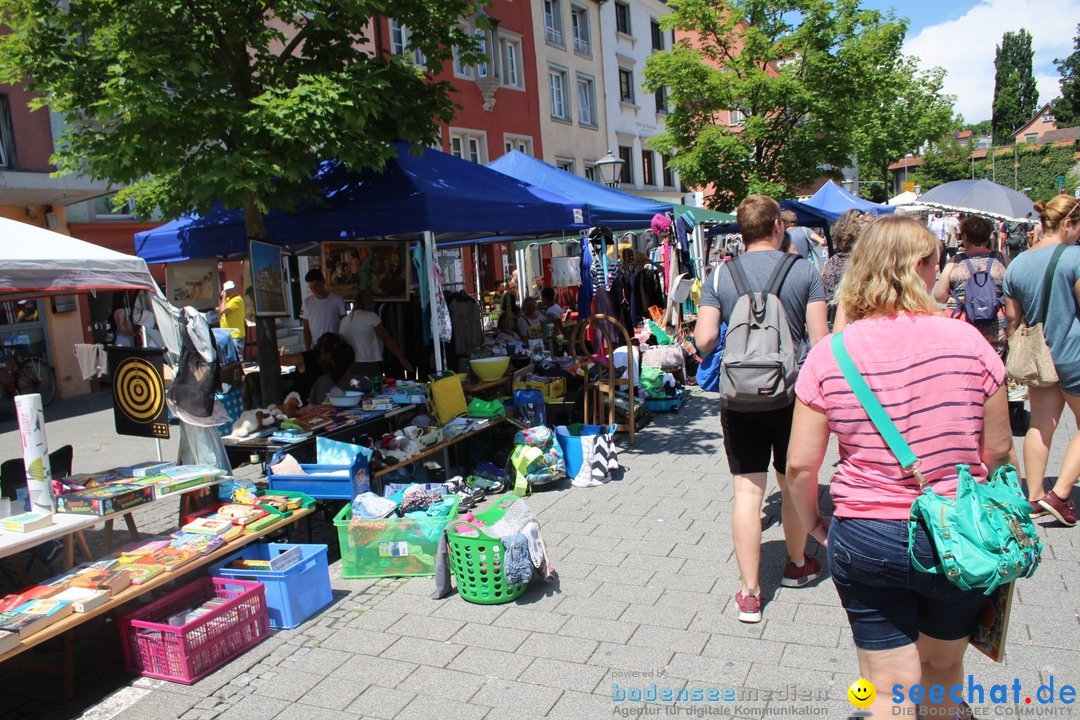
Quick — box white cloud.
[904,0,1079,122]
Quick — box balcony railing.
[545,26,563,45]
[574,37,590,56]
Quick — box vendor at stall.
[309,342,357,404]
[540,287,565,336]
[340,291,414,377]
[217,280,246,358]
[494,313,520,344]
[301,268,346,350]
[517,297,544,341]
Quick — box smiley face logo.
[848,678,876,708]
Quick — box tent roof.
[0,217,159,300]
[135,143,588,264]
[486,151,671,228]
[888,191,920,206]
[803,180,895,219]
[917,179,1035,222]
[667,202,735,224]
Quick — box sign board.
[108,347,169,439]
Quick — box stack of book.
[0,598,73,640]
[1,512,53,533]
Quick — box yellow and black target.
[109,348,169,439]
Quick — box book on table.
[135,548,198,571]
[181,517,233,536]
[0,629,19,654]
[0,598,74,639]
[70,568,132,595]
[53,587,110,613]
[1,512,54,533]
[125,564,165,585]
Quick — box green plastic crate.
[332,494,460,578]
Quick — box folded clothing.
[351,492,397,520]
[502,532,532,586]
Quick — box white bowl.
[327,392,362,408]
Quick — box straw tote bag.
[1005,245,1065,388]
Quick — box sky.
[862,0,1079,123]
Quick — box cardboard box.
[55,484,155,516]
[513,377,566,400]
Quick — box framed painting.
[165,259,219,311]
[249,240,289,317]
[321,241,410,302]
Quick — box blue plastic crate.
[644,388,687,413]
[267,451,367,500]
[210,543,332,629]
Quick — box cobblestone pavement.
[1,389,1078,720]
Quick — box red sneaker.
[735,591,761,623]
[1037,491,1077,527]
[781,556,824,587]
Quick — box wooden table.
[0,506,314,697]
[223,405,416,468]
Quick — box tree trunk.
[242,202,283,406]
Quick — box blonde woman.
[786,215,1012,720]
[1003,194,1080,525]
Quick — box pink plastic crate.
[119,576,270,684]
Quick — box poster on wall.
[321,241,410,302]
[249,240,289,317]
[166,259,219,310]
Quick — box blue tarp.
[486,151,672,229]
[801,180,895,221]
[134,143,588,264]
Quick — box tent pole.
[473,243,482,299]
[424,231,443,373]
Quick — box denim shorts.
[828,516,986,651]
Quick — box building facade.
[598,0,681,203]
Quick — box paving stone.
[617,554,686,575]
[546,559,595,580]
[273,704,363,720]
[330,655,418,686]
[667,653,751,687]
[215,695,291,720]
[551,595,630,620]
[109,690,198,720]
[626,624,710,654]
[587,642,676,675]
[544,689,617,719]
[760,618,843,648]
[296,675,366,711]
[602,582,664,606]
[587,564,656,586]
[468,677,563,714]
[317,627,399,655]
[396,664,487,703]
[620,601,698,630]
[345,609,406,632]
[396,694,490,720]
[518,657,609,693]
[449,623,530,653]
[516,632,599,664]
[380,636,465,668]
[278,647,355,676]
[430,597,507,624]
[701,634,785,665]
[447,646,534,681]
[778,643,858,673]
[493,606,569,634]
[344,685,413,719]
[560,615,637,644]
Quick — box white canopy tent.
[0,216,160,301]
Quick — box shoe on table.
[735,590,761,623]
[781,556,824,587]
[1037,491,1077,527]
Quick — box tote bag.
[1005,245,1065,388]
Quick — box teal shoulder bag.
[831,333,1042,595]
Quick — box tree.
[908,132,971,192]
[0,0,481,403]
[644,0,923,210]
[1051,24,1080,126]
[849,52,954,201]
[992,28,1038,145]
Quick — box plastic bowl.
[327,391,363,408]
[470,357,510,382]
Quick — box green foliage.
[644,0,949,211]
[971,143,1078,202]
[908,133,972,191]
[0,0,484,220]
[992,29,1038,145]
[1052,24,1080,126]
[961,119,993,138]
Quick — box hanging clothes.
[448,292,485,358]
[411,242,431,345]
[432,266,453,342]
[550,256,580,287]
[577,236,593,321]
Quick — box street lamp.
[595,150,625,188]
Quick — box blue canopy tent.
[802,180,895,221]
[485,151,672,229]
[134,143,587,264]
[135,143,588,371]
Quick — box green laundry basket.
[445,499,529,605]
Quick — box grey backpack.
[717,254,800,410]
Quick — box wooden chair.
[571,314,636,446]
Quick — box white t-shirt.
[927,217,948,243]
[339,310,384,363]
[302,293,346,341]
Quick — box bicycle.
[0,343,57,406]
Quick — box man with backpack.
[695,195,829,623]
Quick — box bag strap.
[1036,244,1067,325]
[830,333,926,486]
[765,254,798,296]
[727,255,753,297]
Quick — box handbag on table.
[832,333,1042,595]
[1005,244,1066,388]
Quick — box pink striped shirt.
[795,314,1004,519]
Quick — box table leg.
[124,513,140,541]
[73,531,93,564]
[103,519,113,554]
[63,534,74,570]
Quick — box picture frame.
[249,240,289,317]
[321,241,410,302]
[165,259,219,311]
